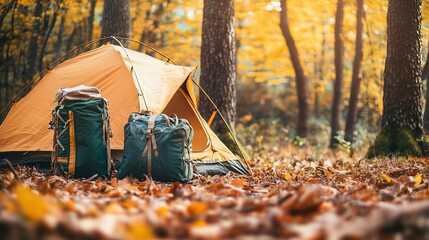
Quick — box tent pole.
[191,79,253,174]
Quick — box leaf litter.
[1,149,429,239]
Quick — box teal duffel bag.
[118,113,194,182]
[50,86,111,179]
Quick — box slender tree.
[330,0,345,148]
[39,0,63,72]
[199,0,237,133]
[279,0,309,138]
[344,0,364,146]
[314,24,327,119]
[100,0,131,47]
[54,12,66,59]
[367,0,424,158]
[25,0,43,83]
[87,0,97,41]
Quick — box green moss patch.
[367,125,426,158]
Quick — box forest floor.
[1,124,429,239]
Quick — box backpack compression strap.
[141,115,158,178]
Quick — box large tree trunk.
[344,0,364,145]
[100,0,131,47]
[279,0,309,138]
[422,37,429,131]
[367,0,424,158]
[330,0,345,148]
[199,0,236,132]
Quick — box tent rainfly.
[0,43,249,175]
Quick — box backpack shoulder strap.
[141,115,158,178]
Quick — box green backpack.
[118,113,194,182]
[50,86,111,178]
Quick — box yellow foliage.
[126,221,155,240]
[381,174,392,184]
[414,173,423,188]
[284,172,293,181]
[14,185,51,222]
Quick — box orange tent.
[0,43,249,175]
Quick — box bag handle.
[159,113,179,127]
[168,114,179,126]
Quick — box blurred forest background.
[1,0,429,154]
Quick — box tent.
[0,43,249,175]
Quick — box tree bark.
[367,0,424,158]
[330,0,345,148]
[100,0,131,47]
[314,26,326,119]
[422,37,429,131]
[87,0,97,41]
[199,0,237,133]
[25,0,43,83]
[279,0,309,138]
[344,0,364,145]
[39,0,62,72]
[54,12,66,59]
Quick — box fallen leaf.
[381,174,393,184]
[187,202,207,216]
[414,174,422,188]
[284,172,292,181]
[231,179,246,188]
[15,185,51,222]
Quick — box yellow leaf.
[414,174,423,188]
[15,185,49,222]
[126,221,154,240]
[381,174,392,184]
[284,172,292,181]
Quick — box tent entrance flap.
[163,89,210,151]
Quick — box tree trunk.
[422,37,429,131]
[39,0,62,72]
[88,0,97,41]
[25,0,43,83]
[344,0,364,145]
[100,0,131,47]
[279,0,309,138]
[137,8,152,52]
[54,12,66,59]
[199,0,236,133]
[0,0,17,28]
[66,24,77,52]
[367,0,424,158]
[314,25,326,119]
[329,0,345,148]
